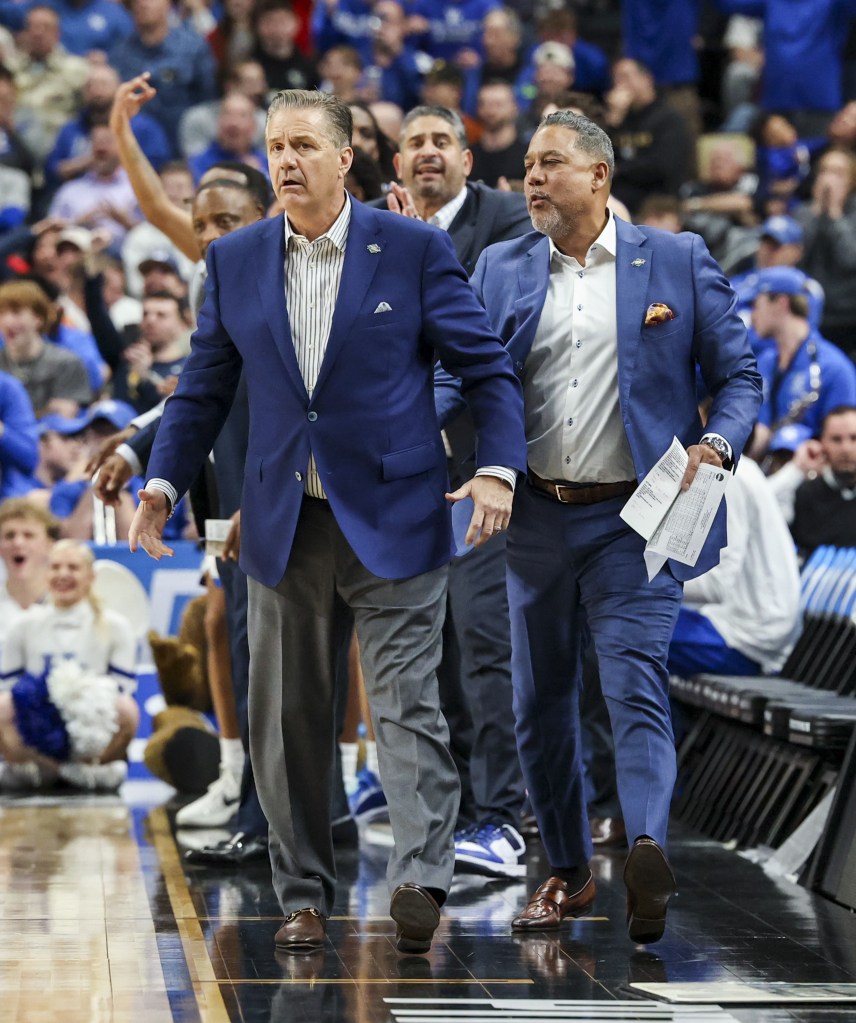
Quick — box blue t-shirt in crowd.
[0,370,38,499]
[52,324,108,393]
[109,27,217,153]
[44,0,134,55]
[623,0,700,86]
[757,330,856,432]
[311,0,375,61]
[410,0,500,62]
[45,111,171,188]
[718,0,856,112]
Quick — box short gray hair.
[400,105,468,151]
[539,109,615,179]
[265,89,352,149]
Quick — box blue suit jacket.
[146,198,527,587]
[435,217,763,581]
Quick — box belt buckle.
[554,482,569,504]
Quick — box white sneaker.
[58,760,128,792]
[454,822,527,877]
[175,769,241,828]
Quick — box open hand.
[446,474,513,547]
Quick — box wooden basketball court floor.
[2,783,856,1023]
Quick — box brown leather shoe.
[590,816,627,848]
[624,838,676,944]
[274,908,326,951]
[390,883,442,954]
[511,873,595,931]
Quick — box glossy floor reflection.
[2,785,856,1022]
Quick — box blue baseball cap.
[76,399,137,432]
[759,215,803,246]
[769,423,813,452]
[754,266,810,297]
[37,413,85,437]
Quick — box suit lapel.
[313,200,383,396]
[614,218,651,413]
[511,235,551,363]
[254,216,308,400]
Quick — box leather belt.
[528,470,637,505]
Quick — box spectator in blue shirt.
[187,94,268,184]
[409,0,500,66]
[360,0,424,112]
[717,0,856,135]
[749,266,856,458]
[530,8,610,96]
[45,63,170,189]
[109,0,217,155]
[311,0,375,62]
[0,66,34,234]
[0,369,38,500]
[45,0,134,56]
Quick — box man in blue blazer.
[436,110,762,943]
[129,90,528,955]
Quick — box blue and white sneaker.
[348,767,389,824]
[454,822,527,877]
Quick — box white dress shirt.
[524,213,636,483]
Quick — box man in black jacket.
[379,106,532,878]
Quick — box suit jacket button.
[295,472,302,481]
[307,411,317,422]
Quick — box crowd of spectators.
[1,0,856,803]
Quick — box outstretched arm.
[109,73,200,262]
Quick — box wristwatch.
[699,434,733,470]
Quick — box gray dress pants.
[247,496,459,916]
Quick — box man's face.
[266,106,351,221]
[350,105,380,161]
[231,61,268,105]
[708,144,744,188]
[822,411,856,476]
[141,296,183,349]
[161,168,194,208]
[394,115,471,205]
[815,151,853,199]
[373,1,406,53]
[256,8,297,58]
[477,84,517,133]
[524,125,602,238]
[192,185,263,257]
[39,430,83,479]
[218,95,257,153]
[757,237,802,269]
[482,11,519,63]
[25,9,59,60]
[49,545,94,609]
[534,60,572,99]
[0,516,53,583]
[0,303,44,347]
[750,292,784,338]
[133,0,169,30]
[84,66,119,112]
[141,265,184,297]
[90,126,120,177]
[319,51,361,94]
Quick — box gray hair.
[539,109,615,179]
[265,89,353,149]
[400,105,468,151]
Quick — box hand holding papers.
[620,437,730,581]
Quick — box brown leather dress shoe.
[274,908,326,951]
[624,838,676,944]
[389,883,441,954]
[511,873,595,931]
[590,816,627,848]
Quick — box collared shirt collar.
[548,210,617,267]
[429,185,468,232]
[284,194,351,251]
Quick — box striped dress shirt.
[284,198,351,499]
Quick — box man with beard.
[436,110,761,942]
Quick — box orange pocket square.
[644,303,676,327]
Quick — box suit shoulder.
[633,223,699,254]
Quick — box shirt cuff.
[475,466,517,491]
[700,432,733,463]
[145,478,177,517]
[115,443,142,477]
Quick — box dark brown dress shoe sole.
[511,874,595,931]
[274,908,326,952]
[390,883,441,954]
[624,839,676,944]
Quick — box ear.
[592,160,610,194]
[462,147,473,178]
[338,145,354,177]
[393,150,402,180]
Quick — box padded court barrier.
[672,547,856,850]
